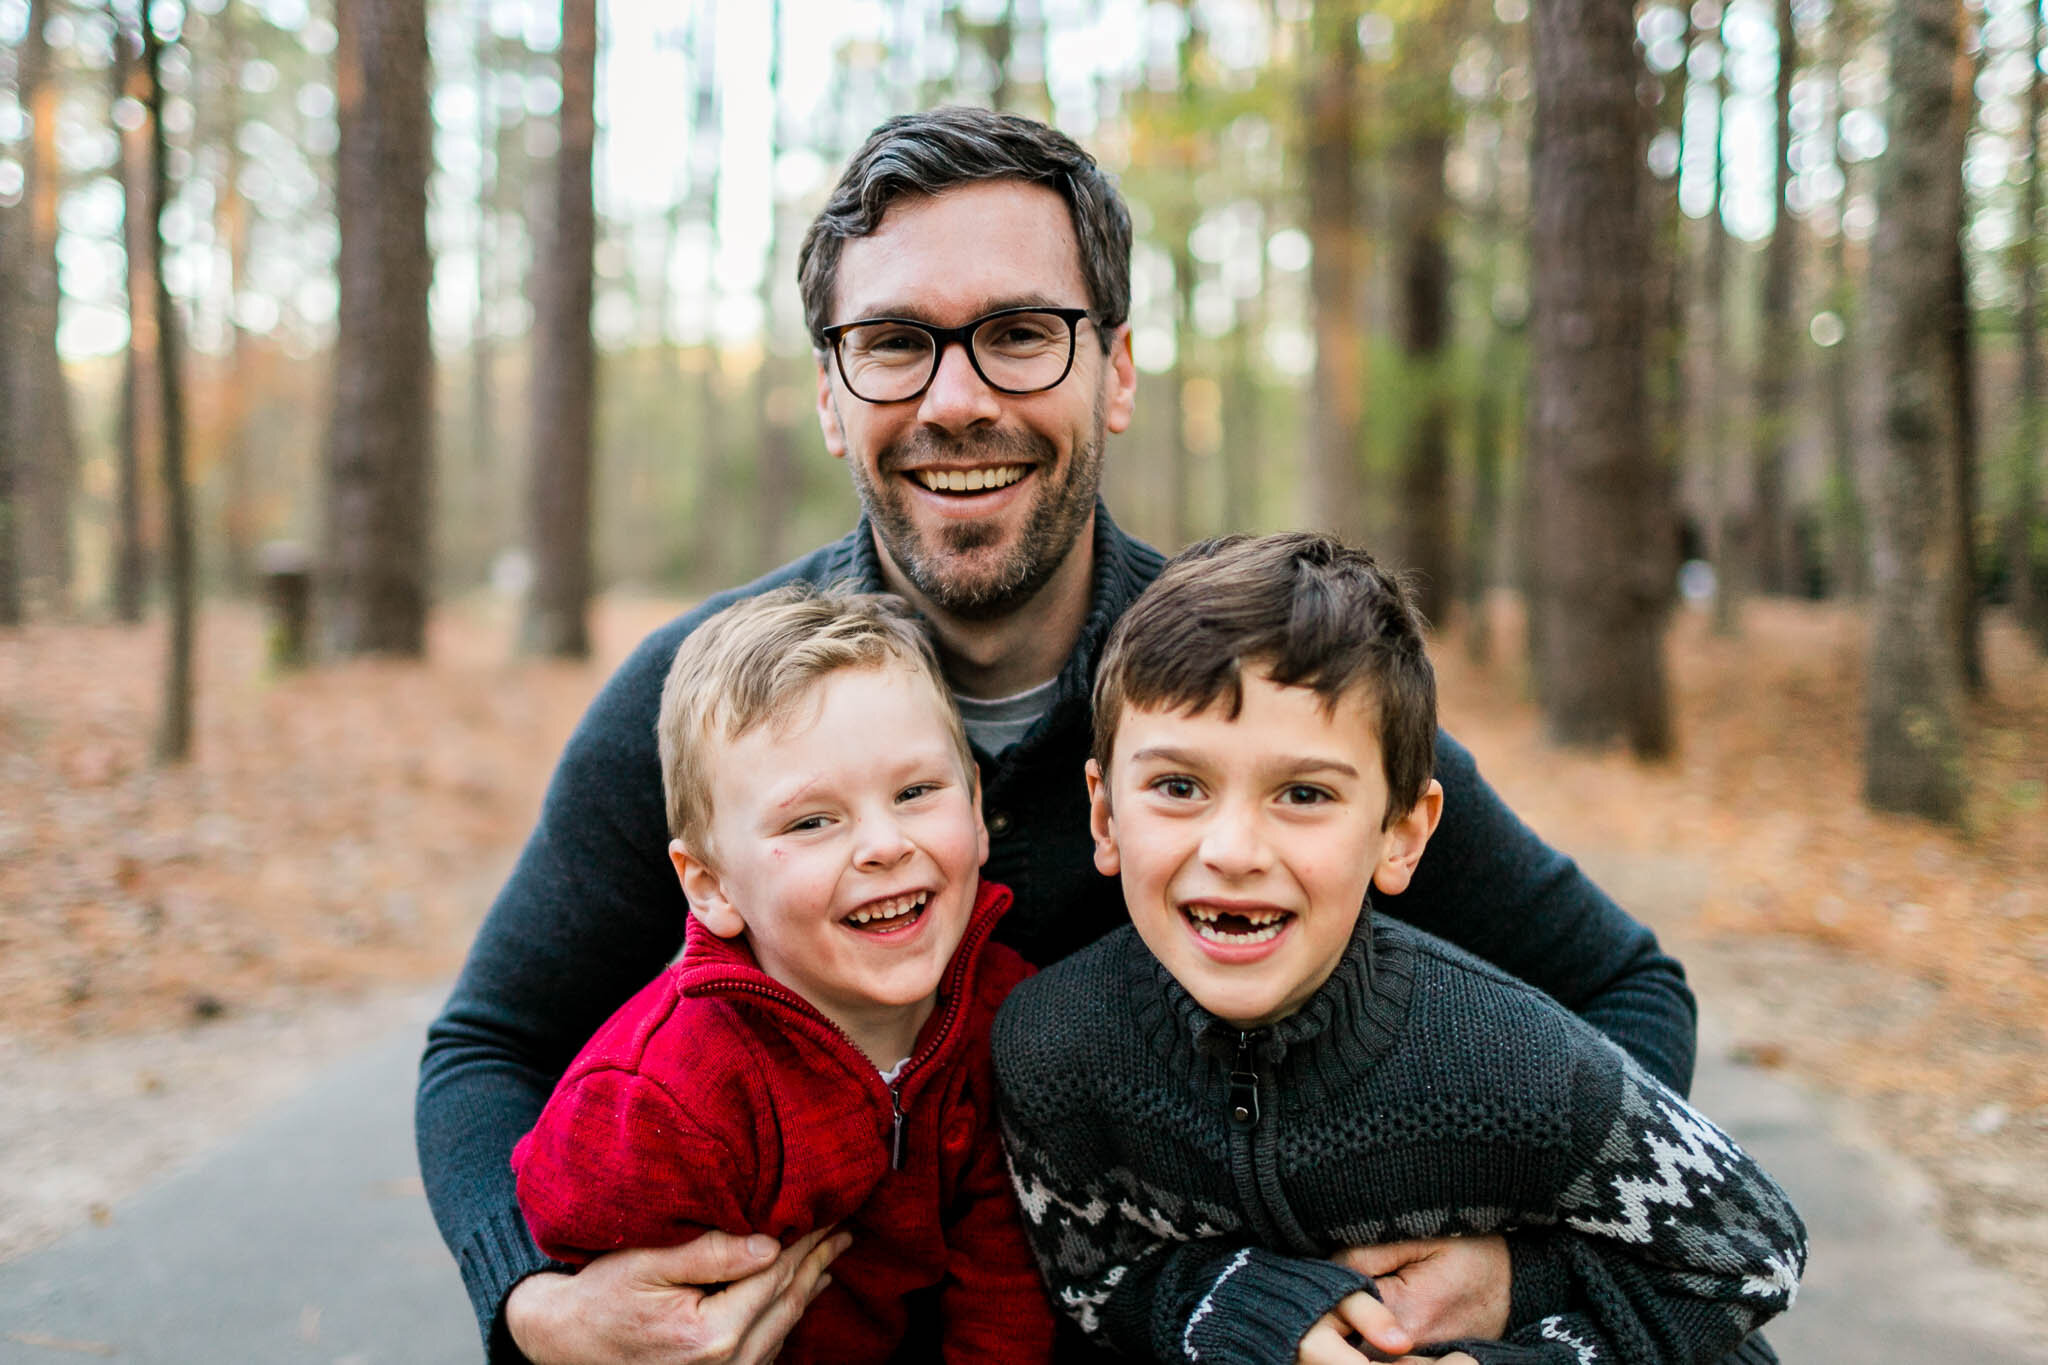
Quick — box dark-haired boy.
[993,533,1806,1365]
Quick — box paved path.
[2,995,2043,1363]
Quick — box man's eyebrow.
[836,292,1074,325]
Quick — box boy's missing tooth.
[994,532,1805,1365]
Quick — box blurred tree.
[2010,0,2045,643]
[10,0,81,612]
[1527,0,1673,756]
[753,0,799,575]
[1302,0,1369,540]
[1391,0,1459,627]
[468,1,497,479]
[142,2,194,762]
[0,198,16,628]
[322,0,433,656]
[1703,0,1745,634]
[1864,0,1967,821]
[1818,0,1866,598]
[1651,3,1695,541]
[522,0,598,658]
[112,7,153,624]
[1752,0,1799,595]
[1947,35,1984,691]
[210,0,258,591]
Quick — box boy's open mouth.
[843,890,930,934]
[909,465,1030,496]
[1181,903,1293,945]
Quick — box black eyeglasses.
[820,306,1095,405]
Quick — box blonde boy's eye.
[788,814,831,832]
[897,781,941,803]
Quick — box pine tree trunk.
[143,13,195,763]
[1303,0,1369,541]
[1864,0,1968,822]
[113,21,153,624]
[522,0,598,658]
[323,0,434,656]
[13,0,81,612]
[751,0,796,576]
[2011,0,2045,643]
[1821,32,1865,599]
[1705,10,1744,635]
[1395,120,1455,627]
[1528,0,1673,757]
[1948,42,1984,692]
[0,201,18,628]
[1751,0,1798,595]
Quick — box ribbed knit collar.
[1126,900,1419,1107]
[831,501,1165,768]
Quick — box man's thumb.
[644,1230,781,1284]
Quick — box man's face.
[1086,670,1439,1030]
[815,180,1137,619]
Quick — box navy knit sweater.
[414,507,1700,1361]
[992,915,1805,1364]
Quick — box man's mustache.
[878,427,1057,473]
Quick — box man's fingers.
[1333,1238,1438,1279]
[711,1227,851,1365]
[1331,1288,1414,1358]
[634,1229,783,1288]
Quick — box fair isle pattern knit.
[993,915,1806,1365]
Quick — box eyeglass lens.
[836,311,1075,402]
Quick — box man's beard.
[852,402,1106,622]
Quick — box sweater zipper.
[1229,1030,1262,1126]
[1224,1027,1309,1251]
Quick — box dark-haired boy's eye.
[1280,784,1331,805]
[1152,776,1200,801]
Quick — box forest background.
[1,0,2046,1328]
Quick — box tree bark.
[750,0,796,576]
[143,10,195,763]
[1705,5,1745,634]
[1821,26,1865,599]
[1864,0,1968,822]
[12,0,81,611]
[0,200,19,627]
[1751,0,1798,595]
[1528,0,1672,757]
[322,0,434,656]
[113,16,154,624]
[2011,0,2045,643]
[1394,117,1455,627]
[1302,0,1369,541]
[1948,40,1984,692]
[521,0,599,658]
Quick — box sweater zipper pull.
[888,1081,907,1170]
[1229,1031,1261,1127]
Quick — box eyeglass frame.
[818,305,1099,405]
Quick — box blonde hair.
[657,583,972,854]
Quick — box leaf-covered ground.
[2,592,2043,1302]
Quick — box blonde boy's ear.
[1371,778,1444,897]
[1084,759,1120,878]
[671,838,747,939]
[971,763,991,869]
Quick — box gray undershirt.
[953,676,1060,759]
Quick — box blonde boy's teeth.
[914,466,1026,493]
[848,891,929,925]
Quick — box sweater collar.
[1128,898,1417,1095]
[835,500,1164,750]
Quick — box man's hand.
[505,1226,850,1365]
[1331,1235,1511,1345]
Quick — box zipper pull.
[889,1081,907,1170]
[1229,1031,1261,1127]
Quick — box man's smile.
[909,465,1030,494]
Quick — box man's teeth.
[913,465,1027,493]
[847,891,929,925]
[1185,904,1288,944]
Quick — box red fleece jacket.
[510,880,1053,1364]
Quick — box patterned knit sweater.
[992,915,1806,1365]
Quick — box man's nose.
[915,338,1003,432]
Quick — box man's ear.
[1371,778,1444,897]
[1102,325,1137,435]
[815,356,847,460]
[1084,758,1120,878]
[671,839,747,939]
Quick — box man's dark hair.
[1091,533,1437,827]
[797,107,1132,346]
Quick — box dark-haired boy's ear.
[672,839,747,939]
[1370,778,1443,897]
[1084,759,1121,877]
[815,357,847,459]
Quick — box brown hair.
[1091,533,1436,827]
[657,584,972,853]
[797,106,1132,346]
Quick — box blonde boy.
[512,584,1053,1364]
[993,533,1805,1365]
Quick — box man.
[417,108,1717,1365]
